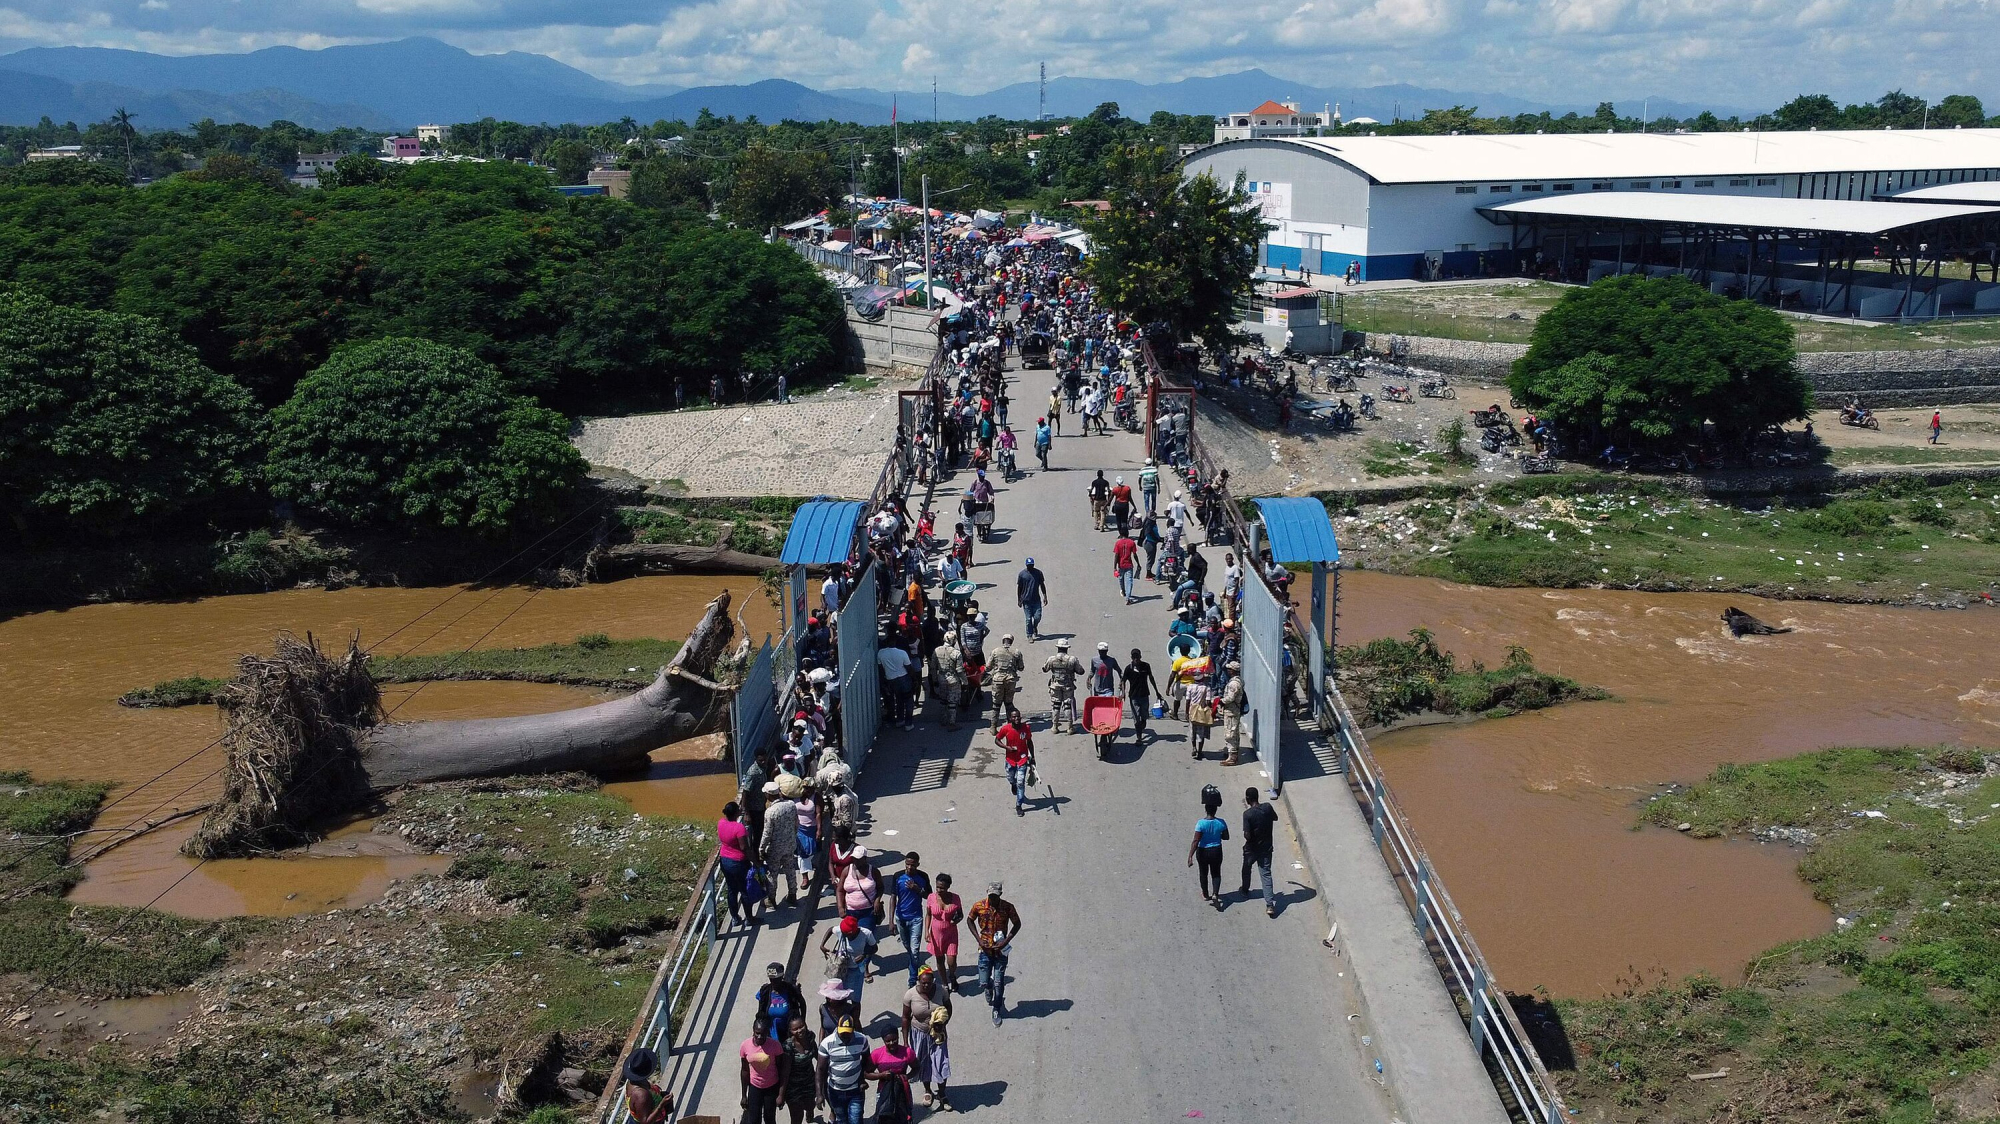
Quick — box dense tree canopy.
[0,290,259,535]
[1507,275,1812,448]
[266,338,585,534]
[1084,145,1265,352]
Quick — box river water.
[10,571,1997,996]
[0,576,775,918]
[1340,571,2000,997]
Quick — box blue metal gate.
[732,638,777,784]
[835,564,880,770]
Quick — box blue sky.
[0,0,1991,107]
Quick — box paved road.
[677,360,1397,1123]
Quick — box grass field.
[1335,281,2000,352]
[1557,745,2000,1124]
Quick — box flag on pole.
[891,96,898,124]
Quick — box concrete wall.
[1357,332,2000,406]
[845,303,939,372]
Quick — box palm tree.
[109,107,135,175]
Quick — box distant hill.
[0,68,399,131]
[0,39,1756,132]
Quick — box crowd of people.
[625,229,1297,1124]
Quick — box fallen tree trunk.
[357,591,737,788]
[599,542,779,576]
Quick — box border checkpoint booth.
[1240,497,1340,794]
[777,499,880,773]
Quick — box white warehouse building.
[1182,129,2000,316]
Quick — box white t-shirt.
[822,577,841,613]
[877,647,912,681]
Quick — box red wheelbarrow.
[1082,695,1122,761]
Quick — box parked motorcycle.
[1358,393,1376,420]
[1419,378,1456,400]
[1470,405,1511,428]
[1381,383,1414,403]
[1520,453,1557,474]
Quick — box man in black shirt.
[1121,648,1162,742]
[1240,786,1280,917]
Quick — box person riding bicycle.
[1042,639,1085,733]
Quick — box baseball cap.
[988,880,1004,894]
[1097,641,1109,651]
[1025,556,1034,565]
[840,916,860,936]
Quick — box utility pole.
[1039,62,1047,122]
[933,76,939,123]
[922,173,932,311]
[893,95,902,202]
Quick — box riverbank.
[1,771,707,1123]
[1335,630,1606,728]
[1325,474,2000,606]
[1554,746,2000,1124]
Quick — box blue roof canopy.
[1252,497,1340,564]
[779,500,865,566]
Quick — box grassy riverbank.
[0,772,706,1123]
[616,495,806,558]
[1327,475,2000,604]
[1555,746,2000,1124]
[122,634,684,707]
[1335,630,1604,727]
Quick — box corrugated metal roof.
[1481,192,1999,235]
[1202,129,2000,186]
[1894,181,2000,203]
[1253,498,1340,564]
[779,500,864,566]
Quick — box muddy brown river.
[0,576,775,919]
[1340,571,2000,997]
[9,571,1997,996]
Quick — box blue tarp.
[779,500,865,566]
[1251,497,1340,564]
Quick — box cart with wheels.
[1082,695,1123,761]
[943,580,978,618]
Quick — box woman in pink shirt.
[924,872,965,992]
[869,1026,916,1124]
[840,846,880,929]
[738,1013,785,1124]
[717,801,753,927]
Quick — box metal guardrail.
[1138,336,1568,1124]
[596,851,723,1124]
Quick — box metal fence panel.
[835,564,880,770]
[732,638,777,784]
[1239,561,1284,789]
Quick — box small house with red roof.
[1213,99,1336,143]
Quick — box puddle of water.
[14,990,198,1051]
[603,732,738,822]
[1342,571,2000,998]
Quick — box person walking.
[740,1014,786,1124]
[1047,388,1062,435]
[869,1027,917,1124]
[718,801,755,927]
[1088,470,1110,532]
[1219,660,1247,767]
[996,708,1035,816]
[780,1015,818,1124]
[878,641,914,731]
[1122,648,1162,743]
[817,1015,874,1124]
[1112,529,1140,604]
[1184,673,1216,760]
[888,853,933,985]
[838,850,880,932]
[1016,557,1049,641]
[1138,458,1160,519]
[1034,416,1052,470]
[1043,638,1085,733]
[924,873,966,993]
[930,634,968,730]
[1139,515,1162,581]
[1240,786,1280,917]
[1188,793,1230,910]
[756,962,808,1046]
[1088,642,1121,698]
[1109,476,1134,538]
[820,915,877,1010]
[760,783,800,908]
[968,883,1023,1024]
[987,634,1025,730]
[902,969,952,1110]
[1931,410,1945,444]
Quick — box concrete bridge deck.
[658,360,1511,1124]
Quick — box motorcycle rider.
[1042,638,1085,733]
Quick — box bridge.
[593,340,1566,1123]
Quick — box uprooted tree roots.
[185,633,381,859]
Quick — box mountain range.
[0,37,1756,133]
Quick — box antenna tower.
[1039,62,1047,121]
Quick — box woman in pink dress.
[923,872,965,993]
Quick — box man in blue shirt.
[888,852,933,984]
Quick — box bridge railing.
[1138,334,1568,1124]
[595,851,722,1124]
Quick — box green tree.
[1932,94,1987,128]
[0,290,259,535]
[1084,145,1265,352]
[321,153,392,188]
[265,338,585,534]
[721,144,836,229]
[1507,275,1811,448]
[544,138,596,185]
[1772,94,1842,131]
[628,155,710,212]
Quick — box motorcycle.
[1419,378,1456,400]
[1113,396,1136,431]
[1326,402,1357,433]
[997,444,1018,481]
[1381,383,1414,403]
[1470,405,1511,428]
[1838,406,1881,430]
[1479,424,1522,453]
[1520,453,1557,474]
[1358,393,1377,420]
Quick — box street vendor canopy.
[780,500,866,566]
[1251,497,1340,564]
